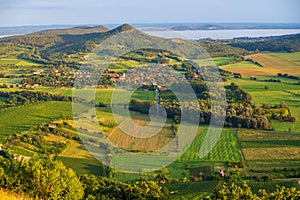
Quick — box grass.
[108,117,173,151]
[268,52,300,65]
[165,180,219,193]
[271,106,300,132]
[181,129,242,162]
[238,130,300,161]
[194,56,234,67]
[73,88,155,105]
[245,53,300,76]
[0,101,85,138]
[0,78,23,84]
[243,147,300,160]
[56,156,104,176]
[220,61,265,76]
[0,58,40,66]
[220,53,300,76]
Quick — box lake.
[142,29,300,39]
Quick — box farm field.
[245,53,300,76]
[194,56,234,67]
[0,101,85,138]
[226,75,300,131]
[220,53,300,77]
[268,52,300,65]
[271,106,300,132]
[0,58,40,66]
[238,129,300,175]
[56,137,104,176]
[73,88,155,105]
[165,180,220,195]
[220,61,265,76]
[0,78,23,84]
[181,129,242,162]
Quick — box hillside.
[0,23,246,65]
[33,25,109,36]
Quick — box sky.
[0,0,299,26]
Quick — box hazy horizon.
[0,0,299,26]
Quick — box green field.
[0,78,23,84]
[0,101,85,138]
[181,129,242,162]
[238,129,300,176]
[194,56,234,67]
[0,58,40,66]
[165,180,219,194]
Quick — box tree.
[213,182,257,200]
[2,160,84,200]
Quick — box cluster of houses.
[6,83,40,89]
[0,144,31,162]
[116,65,182,87]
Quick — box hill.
[0,23,246,65]
[32,25,109,36]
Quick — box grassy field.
[220,61,266,76]
[73,88,155,105]
[181,129,242,162]
[238,129,300,172]
[194,56,234,67]
[220,53,300,76]
[245,53,300,76]
[57,138,104,176]
[0,101,86,138]
[0,78,23,84]
[165,180,219,195]
[226,76,300,132]
[0,58,40,66]
[225,76,299,112]
[268,52,300,65]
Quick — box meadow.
[0,58,40,66]
[194,56,234,67]
[245,53,300,76]
[181,129,242,162]
[238,129,300,175]
[220,53,300,76]
[0,101,85,138]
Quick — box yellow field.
[243,147,300,160]
[108,117,173,151]
[245,53,300,76]
[220,53,300,76]
[219,61,267,76]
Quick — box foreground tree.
[213,182,300,200]
[0,158,84,200]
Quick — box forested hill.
[229,33,300,52]
[31,25,109,36]
[0,23,246,64]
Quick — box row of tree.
[0,156,168,200]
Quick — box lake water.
[142,29,300,39]
[0,26,300,40]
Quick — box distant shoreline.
[1,23,300,40]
